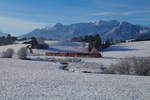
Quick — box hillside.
[20,20,150,41]
[0,41,150,99]
[1,40,150,66]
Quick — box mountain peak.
[122,21,131,25]
[94,20,107,25]
[94,20,120,26]
[54,23,64,28]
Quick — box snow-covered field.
[0,58,150,100]
[31,41,150,73]
[103,41,150,58]
[0,41,150,100]
[82,41,150,66]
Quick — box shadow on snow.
[103,45,139,52]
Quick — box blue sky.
[0,0,150,35]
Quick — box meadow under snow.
[0,41,150,100]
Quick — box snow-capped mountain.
[21,20,150,41]
[0,31,8,37]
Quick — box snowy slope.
[34,40,150,66]
[79,41,150,67]
[0,44,27,52]
[1,40,149,67]
[0,44,28,58]
[0,41,150,99]
[103,41,150,58]
[0,58,150,100]
[24,40,150,73]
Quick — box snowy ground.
[0,58,150,100]
[30,41,150,73]
[0,41,150,100]
[103,41,150,58]
[0,41,150,69]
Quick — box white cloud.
[0,16,50,36]
[93,10,150,16]
[92,12,127,16]
[93,12,116,16]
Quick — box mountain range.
[0,32,8,37]
[20,20,150,41]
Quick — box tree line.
[72,34,113,52]
[0,34,17,46]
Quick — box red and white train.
[45,52,102,57]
